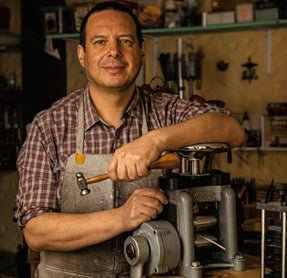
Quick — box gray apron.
[38,92,162,278]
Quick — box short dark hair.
[79,1,144,50]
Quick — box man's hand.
[117,188,168,231]
[108,132,162,182]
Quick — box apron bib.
[38,92,161,278]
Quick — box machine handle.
[85,153,181,184]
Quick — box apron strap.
[75,88,149,164]
[75,93,86,164]
[138,87,149,136]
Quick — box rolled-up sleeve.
[16,115,60,229]
[149,92,229,128]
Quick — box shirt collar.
[83,84,143,131]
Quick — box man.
[16,2,245,277]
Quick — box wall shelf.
[232,114,287,152]
[0,33,21,52]
[45,19,287,41]
[233,146,287,152]
[0,46,21,53]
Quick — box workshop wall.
[0,0,22,90]
[0,0,23,254]
[0,0,285,258]
[151,31,287,187]
[65,0,287,189]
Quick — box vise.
[124,143,246,278]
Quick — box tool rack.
[257,183,287,278]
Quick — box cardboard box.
[255,8,278,21]
[236,3,254,22]
[205,11,235,25]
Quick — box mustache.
[101,60,127,67]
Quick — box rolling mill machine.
[123,143,245,278]
[76,143,245,278]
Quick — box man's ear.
[77,44,85,69]
[141,41,147,64]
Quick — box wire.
[195,234,226,251]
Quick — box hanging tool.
[264,29,272,76]
[159,53,172,82]
[177,38,185,100]
[152,37,158,78]
[265,179,274,202]
[216,60,229,71]
[186,52,201,99]
[241,57,258,84]
[76,153,181,195]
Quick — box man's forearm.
[151,112,245,151]
[23,188,167,252]
[23,209,125,252]
[108,112,245,182]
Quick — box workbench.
[203,254,261,277]
[29,250,262,278]
[148,254,263,278]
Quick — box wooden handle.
[86,173,110,184]
[149,153,181,170]
[85,153,181,184]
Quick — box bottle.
[165,0,177,28]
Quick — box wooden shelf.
[271,130,287,136]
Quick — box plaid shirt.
[16,84,226,228]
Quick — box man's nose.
[108,41,121,58]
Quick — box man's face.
[77,10,146,92]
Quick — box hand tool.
[177,38,185,100]
[159,53,170,82]
[152,37,158,78]
[76,153,181,195]
[264,29,272,76]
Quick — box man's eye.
[94,40,105,46]
[121,39,133,46]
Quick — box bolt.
[235,254,244,260]
[191,261,200,267]
[126,243,136,260]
